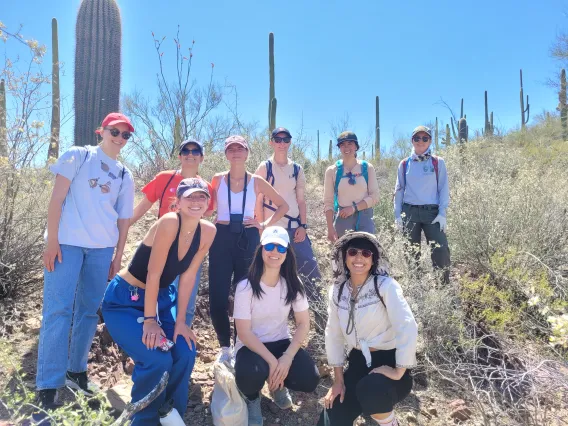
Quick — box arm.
[437,159,449,217]
[253,163,267,222]
[323,167,338,242]
[296,168,307,225]
[394,161,405,219]
[253,177,289,227]
[43,175,71,272]
[130,197,154,225]
[323,289,347,408]
[109,218,130,278]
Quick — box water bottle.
[159,398,185,426]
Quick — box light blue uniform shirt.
[47,146,134,248]
[393,156,449,219]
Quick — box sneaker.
[216,346,234,369]
[270,387,293,410]
[245,397,263,426]
[37,388,63,410]
[65,371,99,395]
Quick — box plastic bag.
[210,361,248,426]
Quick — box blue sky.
[2,0,567,156]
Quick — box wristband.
[352,202,359,212]
[137,316,157,323]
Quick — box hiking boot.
[65,371,99,395]
[270,387,293,410]
[37,389,62,410]
[216,346,234,369]
[245,397,263,426]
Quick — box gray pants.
[287,228,321,302]
[402,204,450,284]
[334,207,375,238]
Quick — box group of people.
[36,112,451,426]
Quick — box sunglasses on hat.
[412,136,430,143]
[347,248,373,258]
[263,243,288,254]
[106,127,132,140]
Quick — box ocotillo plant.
[520,69,530,130]
[0,79,6,158]
[74,0,122,146]
[483,91,494,136]
[434,117,439,151]
[328,139,332,161]
[317,130,320,161]
[375,96,380,160]
[48,18,60,160]
[268,32,276,133]
[561,69,567,141]
[458,118,468,143]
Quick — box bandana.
[411,147,432,162]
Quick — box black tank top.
[128,214,202,288]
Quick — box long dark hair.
[247,243,305,305]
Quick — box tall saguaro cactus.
[268,32,277,133]
[0,79,6,158]
[520,69,530,130]
[74,0,122,146]
[484,91,494,136]
[48,18,60,160]
[442,124,451,146]
[458,118,468,143]
[375,96,380,160]
[561,69,567,141]
[328,140,332,161]
[317,130,320,161]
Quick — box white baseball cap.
[260,226,290,248]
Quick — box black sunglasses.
[106,127,132,140]
[180,148,202,156]
[347,248,373,258]
[412,136,430,143]
[272,136,292,144]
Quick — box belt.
[403,203,438,210]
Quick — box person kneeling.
[233,226,320,426]
[318,232,418,426]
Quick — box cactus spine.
[434,117,439,151]
[561,69,567,141]
[268,32,276,133]
[520,69,530,130]
[74,0,122,146]
[0,79,6,158]
[328,139,332,161]
[484,91,494,136]
[375,96,380,160]
[48,18,60,160]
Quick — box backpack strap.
[402,156,411,188]
[265,160,274,185]
[337,279,348,304]
[333,160,343,212]
[158,171,178,217]
[361,160,369,185]
[431,155,439,188]
[292,163,300,181]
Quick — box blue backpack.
[333,160,368,212]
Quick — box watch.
[300,223,308,229]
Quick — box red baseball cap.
[95,112,135,134]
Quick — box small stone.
[450,406,472,422]
[428,407,438,416]
[449,399,466,408]
[124,358,135,375]
[317,365,332,378]
[194,404,204,413]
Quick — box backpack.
[333,160,369,212]
[401,155,438,189]
[263,160,302,228]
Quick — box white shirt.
[233,278,309,354]
[325,275,418,368]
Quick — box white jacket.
[325,231,418,369]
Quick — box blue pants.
[286,228,322,302]
[36,244,114,390]
[102,276,196,426]
[172,263,202,327]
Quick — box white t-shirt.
[46,146,134,248]
[233,277,309,354]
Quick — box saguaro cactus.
[0,79,6,158]
[74,0,122,146]
[375,95,380,160]
[561,69,567,141]
[442,124,451,146]
[268,32,277,133]
[520,69,530,130]
[458,118,468,143]
[328,139,332,161]
[317,130,320,161]
[173,116,182,152]
[484,91,494,136]
[48,18,60,160]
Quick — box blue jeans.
[36,244,114,390]
[172,263,202,327]
[102,276,196,426]
[286,228,321,302]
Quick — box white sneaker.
[217,346,234,369]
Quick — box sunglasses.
[347,248,373,258]
[272,136,291,144]
[412,136,430,143]
[180,148,202,156]
[89,178,111,193]
[106,127,132,140]
[263,243,288,254]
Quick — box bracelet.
[352,202,359,212]
[137,315,157,323]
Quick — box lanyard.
[227,172,248,215]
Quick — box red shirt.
[141,170,214,218]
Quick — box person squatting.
[37,116,448,425]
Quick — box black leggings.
[317,349,412,425]
[208,224,260,347]
[234,339,320,400]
